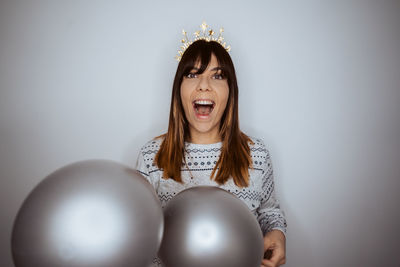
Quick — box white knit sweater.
[136,136,287,267]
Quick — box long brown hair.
[155,40,252,187]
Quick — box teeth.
[194,100,214,105]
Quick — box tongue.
[197,105,212,115]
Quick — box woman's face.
[180,54,229,144]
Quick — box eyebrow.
[191,66,222,72]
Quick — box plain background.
[1,1,399,266]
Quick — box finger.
[268,244,285,263]
[263,252,284,267]
[261,259,277,267]
[269,253,285,266]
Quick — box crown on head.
[175,21,231,61]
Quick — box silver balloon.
[159,186,264,267]
[12,160,163,267]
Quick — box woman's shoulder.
[248,136,269,152]
[247,136,273,173]
[139,136,164,158]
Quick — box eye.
[186,73,197,78]
[213,73,224,80]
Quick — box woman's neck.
[188,130,221,144]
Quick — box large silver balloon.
[159,186,264,267]
[12,160,163,267]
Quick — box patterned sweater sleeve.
[135,143,159,191]
[256,142,287,236]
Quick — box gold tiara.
[175,21,231,61]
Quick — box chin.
[194,127,214,134]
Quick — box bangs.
[179,40,232,79]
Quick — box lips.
[192,99,215,117]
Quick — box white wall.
[1,1,399,266]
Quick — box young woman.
[136,39,287,267]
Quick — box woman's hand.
[261,229,286,267]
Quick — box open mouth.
[192,99,215,117]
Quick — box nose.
[198,75,210,91]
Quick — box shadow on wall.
[280,199,316,267]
